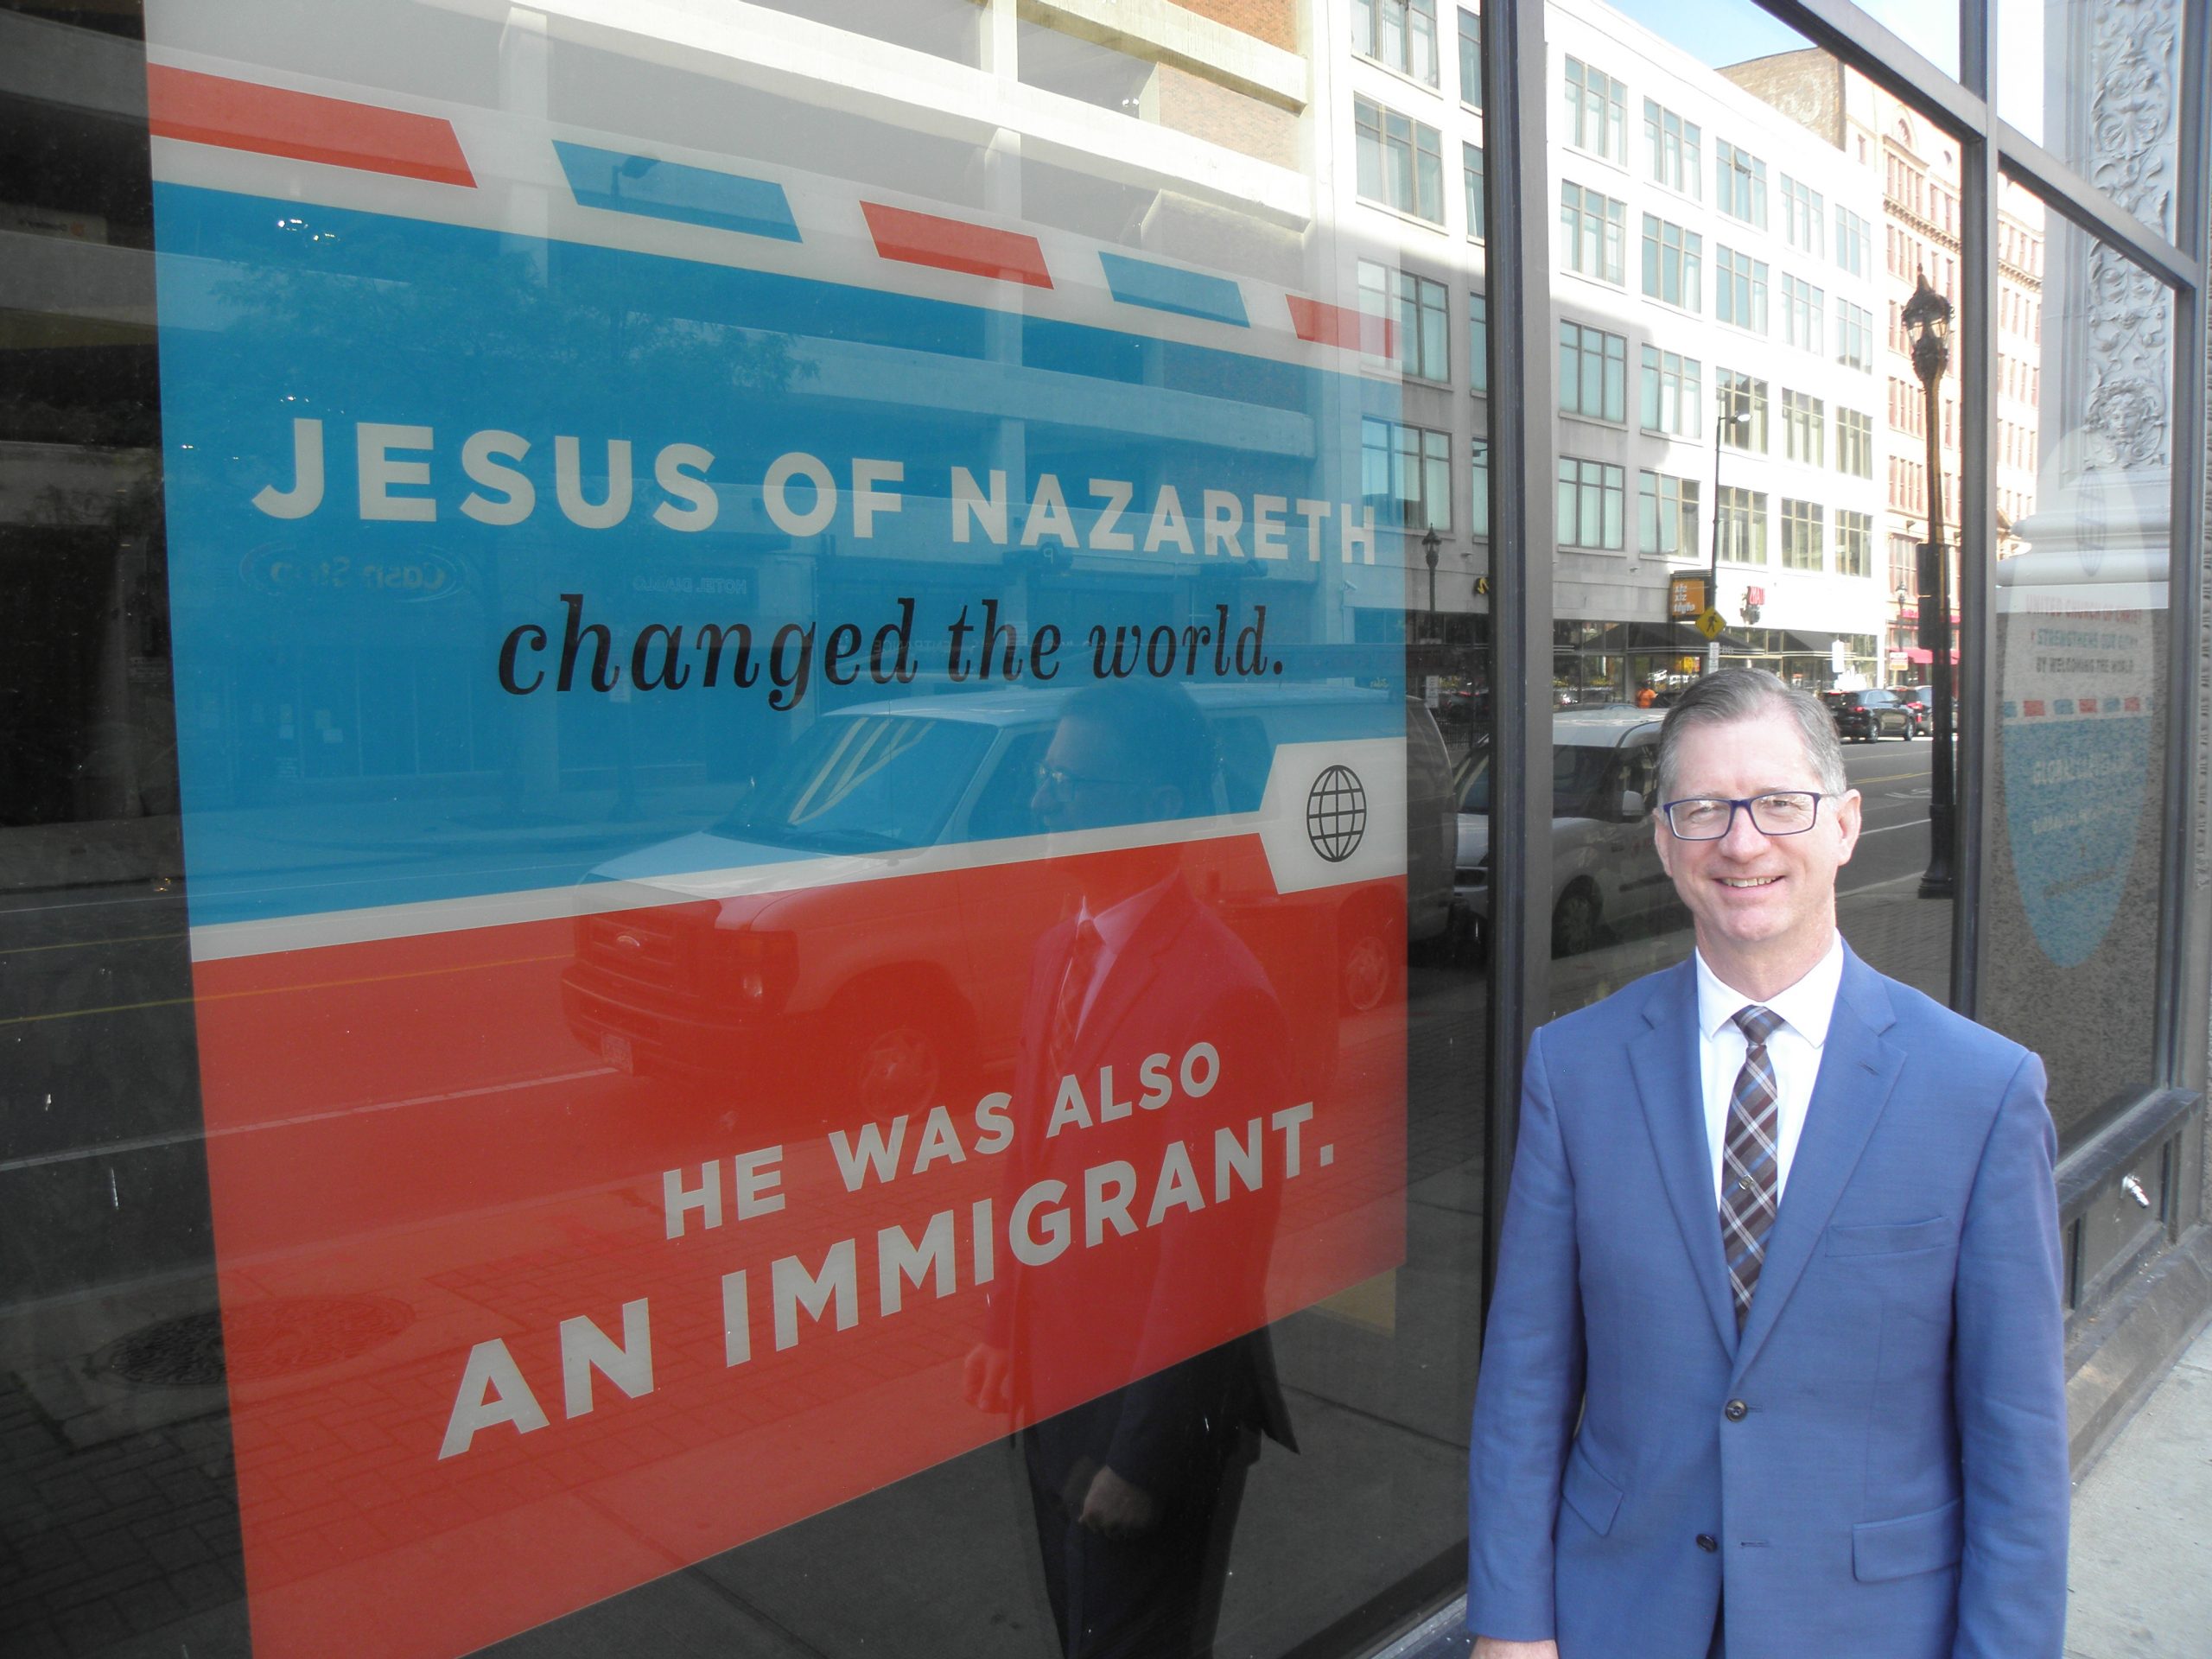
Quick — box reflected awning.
[1897,647,1961,664]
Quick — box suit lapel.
[1072,879,1196,1068]
[1732,948,1904,1377]
[1629,961,1740,1359]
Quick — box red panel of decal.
[192,838,1406,1659]
[859,200,1054,288]
[147,65,477,188]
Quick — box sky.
[1601,0,2046,144]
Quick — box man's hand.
[962,1343,1010,1412]
[1077,1465,1160,1538]
[1473,1641,1558,1659]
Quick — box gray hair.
[1656,669,1847,800]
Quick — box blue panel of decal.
[1097,252,1250,327]
[554,140,802,242]
[148,183,1400,926]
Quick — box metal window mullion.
[1954,89,1996,1016]
[1993,121,2202,293]
[1479,0,1555,1303]
[2157,4,2211,1091]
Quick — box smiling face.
[1654,708,1861,998]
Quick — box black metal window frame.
[1479,0,2210,1293]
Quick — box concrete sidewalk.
[2065,1319,2212,1658]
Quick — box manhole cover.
[93,1295,415,1389]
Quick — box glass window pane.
[1983,176,2176,1147]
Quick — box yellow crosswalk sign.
[1695,608,1726,640]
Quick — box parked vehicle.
[560,686,1454,1119]
[1821,688,1917,741]
[1449,709,1680,959]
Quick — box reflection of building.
[1725,59,2047,687]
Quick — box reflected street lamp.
[1422,524,1442,636]
[1903,272,1955,899]
[1706,398,1753,672]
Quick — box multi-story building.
[1334,0,1894,704]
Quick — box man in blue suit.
[1468,669,2069,1659]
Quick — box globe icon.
[1306,766,1368,862]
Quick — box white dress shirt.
[1694,935,1846,1205]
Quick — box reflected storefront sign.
[143,4,1416,1653]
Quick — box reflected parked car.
[1821,688,1917,741]
[560,687,1454,1119]
[1449,709,1679,958]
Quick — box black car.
[1821,688,1917,741]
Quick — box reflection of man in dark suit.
[964,683,1295,1659]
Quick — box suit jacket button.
[1696,1534,1719,1553]
[1724,1399,1749,1421]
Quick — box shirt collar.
[1694,933,1847,1047]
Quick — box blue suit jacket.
[1468,946,2069,1659]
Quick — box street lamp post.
[1422,524,1441,639]
[1707,398,1752,673]
[1903,272,1955,899]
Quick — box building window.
[1780,175,1823,255]
[1835,206,1871,279]
[1458,6,1482,109]
[1559,321,1627,422]
[1356,97,1445,223]
[1354,0,1440,86]
[1363,416,1452,530]
[1557,456,1625,549]
[1640,213,1702,309]
[1834,300,1873,371]
[1715,139,1767,226]
[1360,261,1451,382]
[1837,407,1873,477]
[1463,142,1486,240]
[1716,370,1767,449]
[1715,246,1768,332]
[1783,390,1825,464]
[1782,274,1823,353]
[1780,499,1824,570]
[1560,181,1627,283]
[1717,485,1767,563]
[1468,290,1488,394]
[1644,99,1701,197]
[1471,437,1490,536]
[1564,57,1627,164]
[1836,508,1871,576]
[1639,470,1701,556]
[1640,345,1702,435]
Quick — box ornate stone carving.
[2088,0,2179,238]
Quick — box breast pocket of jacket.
[1825,1217,1954,1258]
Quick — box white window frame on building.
[1714,137,1767,226]
[1638,470,1700,558]
[1641,213,1703,309]
[1559,321,1627,422]
[1361,261,1452,383]
[1717,369,1769,450]
[1354,0,1440,86]
[1780,498,1824,570]
[1780,175,1824,256]
[1717,484,1768,563]
[1556,456,1625,550]
[1782,273,1824,353]
[1716,245,1769,332]
[1356,96,1446,224]
[1563,55,1627,165]
[1640,345,1702,436]
[1560,181,1627,283]
[1643,98,1700,198]
[1783,389,1825,464]
[1364,416,1452,531]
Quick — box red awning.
[1898,647,1961,664]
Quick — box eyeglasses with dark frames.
[1661,791,1827,839]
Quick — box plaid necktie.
[1047,920,1104,1075]
[1719,1005,1786,1330]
